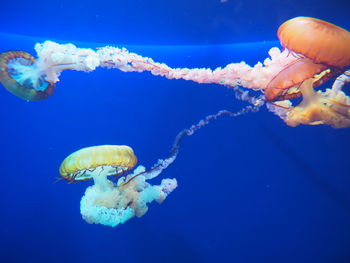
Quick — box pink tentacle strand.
[33,41,298,91]
[332,70,350,92]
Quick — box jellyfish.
[263,17,350,128]
[59,99,262,227]
[264,16,350,102]
[59,145,177,227]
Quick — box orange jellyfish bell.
[59,145,138,181]
[278,17,350,67]
[265,17,350,101]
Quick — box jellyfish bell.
[278,17,350,67]
[264,16,350,102]
[0,42,100,101]
[264,57,329,101]
[59,145,137,183]
[0,51,56,101]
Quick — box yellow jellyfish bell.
[59,145,137,181]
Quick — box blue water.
[1,1,350,263]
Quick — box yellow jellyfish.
[59,145,177,227]
[57,101,263,227]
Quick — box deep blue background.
[2,0,350,45]
[0,1,350,263]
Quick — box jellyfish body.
[0,51,55,100]
[59,145,177,227]
[265,17,350,101]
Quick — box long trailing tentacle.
[121,89,264,186]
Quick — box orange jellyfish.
[0,51,55,101]
[59,145,177,227]
[264,16,350,102]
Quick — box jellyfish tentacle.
[122,95,264,187]
[268,77,350,128]
[1,40,303,102]
[332,70,350,92]
[1,17,349,129]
